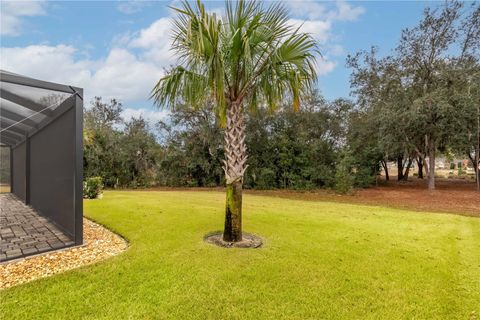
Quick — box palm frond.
[152,0,319,120]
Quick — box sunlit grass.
[1,190,479,319]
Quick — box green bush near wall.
[83,177,103,199]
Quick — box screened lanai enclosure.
[0,70,83,262]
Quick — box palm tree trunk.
[224,180,243,241]
[223,101,247,242]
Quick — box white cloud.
[0,45,93,84]
[0,44,165,104]
[285,1,365,76]
[121,107,169,124]
[0,1,47,36]
[287,18,335,76]
[1,43,168,123]
[316,57,337,76]
[327,44,345,57]
[128,18,170,49]
[333,1,365,22]
[0,9,180,102]
[285,0,364,22]
[90,48,164,101]
[117,1,150,14]
[288,19,332,44]
[286,0,328,21]
[128,18,176,65]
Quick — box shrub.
[353,167,376,187]
[256,168,277,189]
[84,177,103,199]
[335,154,354,194]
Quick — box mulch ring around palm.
[204,231,263,248]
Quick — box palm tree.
[152,0,317,242]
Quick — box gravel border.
[0,218,128,289]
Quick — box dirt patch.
[247,178,480,217]
[0,218,128,289]
[204,231,263,248]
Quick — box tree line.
[346,1,479,190]
[84,93,358,191]
[84,1,479,192]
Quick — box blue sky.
[1,1,434,121]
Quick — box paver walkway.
[0,193,74,262]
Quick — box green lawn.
[1,191,479,319]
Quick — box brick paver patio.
[0,193,74,262]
